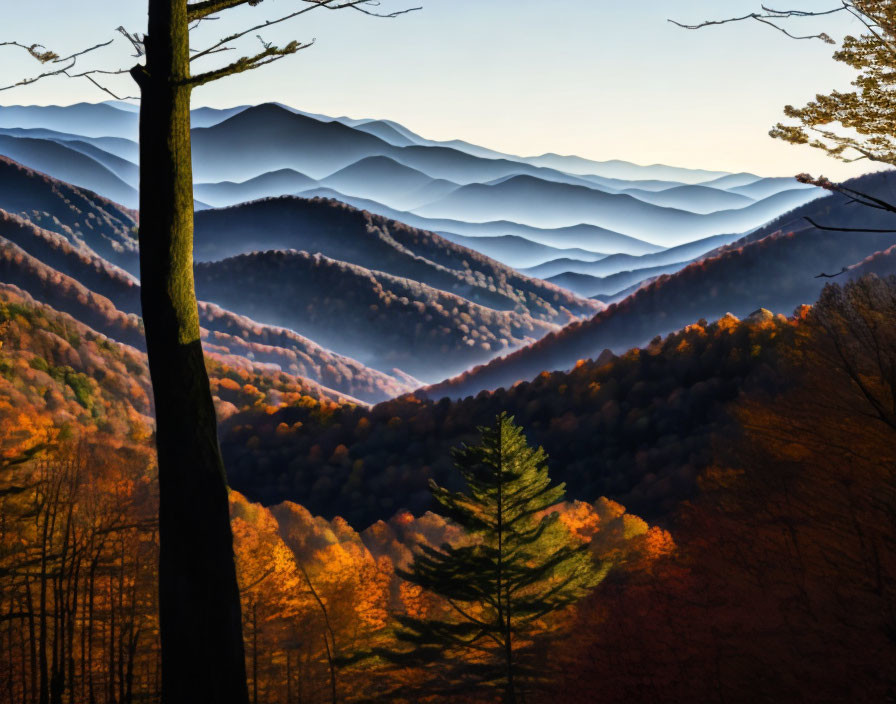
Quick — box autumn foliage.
[3,260,896,700]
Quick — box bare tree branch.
[668,3,846,44]
[79,73,139,101]
[189,0,419,63]
[805,216,896,234]
[816,266,850,278]
[797,174,896,215]
[0,56,77,92]
[188,0,264,22]
[188,39,312,86]
[0,38,135,98]
[116,27,145,58]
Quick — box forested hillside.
[192,196,601,324]
[195,249,558,380]
[221,308,792,525]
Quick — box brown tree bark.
[131,2,249,702]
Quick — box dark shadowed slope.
[194,249,558,382]
[0,156,138,272]
[0,209,141,314]
[0,136,138,208]
[192,196,601,325]
[221,310,790,525]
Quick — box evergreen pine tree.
[392,412,601,703]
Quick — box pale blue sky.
[0,1,872,178]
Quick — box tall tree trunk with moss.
[131,2,249,702]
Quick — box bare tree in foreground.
[2,1,416,702]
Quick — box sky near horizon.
[0,1,876,179]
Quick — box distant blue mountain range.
[0,101,821,277]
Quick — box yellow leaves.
[0,397,56,461]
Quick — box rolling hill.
[193,168,318,208]
[0,135,138,208]
[0,165,416,403]
[548,261,693,299]
[523,233,741,280]
[295,187,663,254]
[192,196,601,325]
[435,233,606,269]
[0,156,138,272]
[194,249,558,381]
[618,183,756,213]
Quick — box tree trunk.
[134,2,249,703]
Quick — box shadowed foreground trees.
[0,441,159,704]
[549,275,896,703]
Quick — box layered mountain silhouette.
[0,156,138,272]
[0,102,825,263]
[617,184,755,213]
[425,171,896,399]
[0,197,414,403]
[411,174,821,242]
[191,196,600,325]
[549,261,693,299]
[193,169,317,208]
[524,233,741,280]
[294,188,662,255]
[4,102,886,413]
[0,136,138,207]
[436,233,606,269]
[0,155,600,398]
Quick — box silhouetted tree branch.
[0,39,137,98]
[668,4,841,43]
[815,266,850,278]
[188,0,419,66]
